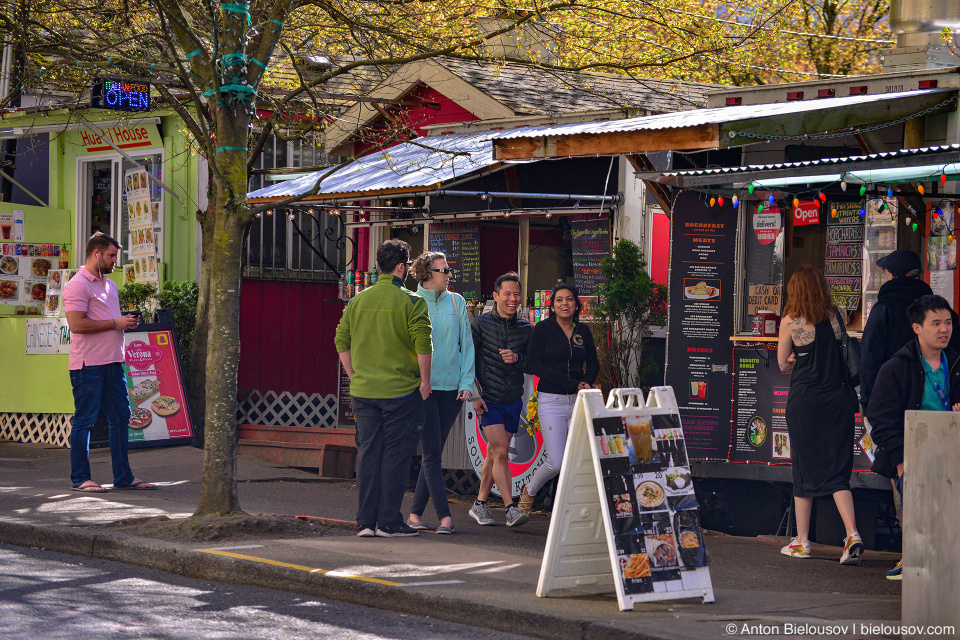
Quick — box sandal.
[518,484,535,516]
[114,479,157,490]
[72,481,110,493]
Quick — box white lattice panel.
[0,413,73,447]
[237,390,339,428]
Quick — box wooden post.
[902,410,960,637]
[518,216,530,300]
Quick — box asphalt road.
[0,543,530,640]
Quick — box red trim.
[85,141,153,153]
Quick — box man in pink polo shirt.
[63,232,154,492]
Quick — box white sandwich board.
[537,387,714,610]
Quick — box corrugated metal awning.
[491,88,957,160]
[248,130,504,202]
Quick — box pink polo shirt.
[63,267,124,370]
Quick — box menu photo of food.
[645,533,680,570]
[25,279,47,307]
[663,466,694,495]
[634,477,667,512]
[604,474,640,533]
[46,269,63,292]
[44,293,62,318]
[773,431,791,460]
[0,254,18,275]
[0,276,19,303]
[674,509,709,568]
[614,532,654,595]
[124,264,136,285]
[683,278,721,301]
[28,257,52,278]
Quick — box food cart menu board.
[731,342,873,469]
[664,192,738,459]
[0,244,61,307]
[428,222,481,300]
[571,214,611,296]
[337,360,355,427]
[538,388,713,610]
[123,328,194,446]
[826,201,865,310]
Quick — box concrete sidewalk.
[0,441,908,640]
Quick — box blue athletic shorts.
[479,398,523,434]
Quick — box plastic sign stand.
[537,387,714,610]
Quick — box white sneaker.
[840,532,864,565]
[505,505,528,528]
[780,537,811,558]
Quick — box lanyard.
[925,351,951,410]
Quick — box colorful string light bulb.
[732,195,739,208]
[768,194,775,205]
[942,173,948,184]
[919,184,925,195]
[793,198,799,208]
[718,197,724,207]
[710,197,716,207]
[747,184,754,195]
[887,187,894,198]
[758,204,764,213]
[859,185,867,196]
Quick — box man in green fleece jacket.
[335,239,433,538]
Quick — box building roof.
[248,129,503,202]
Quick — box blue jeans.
[352,392,424,529]
[69,363,134,488]
[410,391,463,520]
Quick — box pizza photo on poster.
[123,330,193,443]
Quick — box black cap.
[876,250,922,278]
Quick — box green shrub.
[119,280,199,371]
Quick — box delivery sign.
[793,201,820,226]
[753,204,782,245]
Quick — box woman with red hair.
[777,264,863,565]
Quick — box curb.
[0,520,670,640]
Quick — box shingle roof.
[436,58,717,115]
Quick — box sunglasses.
[430,268,452,274]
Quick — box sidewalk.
[0,441,905,640]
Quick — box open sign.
[793,201,820,226]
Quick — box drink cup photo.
[1,224,11,239]
[690,380,698,396]
[626,416,654,463]
[698,381,706,398]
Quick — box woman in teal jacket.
[407,251,475,534]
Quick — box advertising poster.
[664,191,738,459]
[591,409,707,597]
[125,167,159,284]
[731,342,872,469]
[123,329,193,444]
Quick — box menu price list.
[731,344,792,463]
[665,191,738,459]
[571,214,611,296]
[593,414,709,596]
[428,222,481,300]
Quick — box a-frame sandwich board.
[537,387,714,610]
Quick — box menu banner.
[427,221,481,300]
[538,388,714,610]
[123,327,194,445]
[731,342,873,469]
[125,167,159,284]
[664,191,738,459]
[571,214,611,296]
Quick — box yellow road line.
[199,550,402,586]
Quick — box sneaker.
[780,537,811,558]
[405,518,429,530]
[840,532,864,565]
[469,502,495,526]
[375,523,419,537]
[357,526,375,538]
[505,505,528,528]
[517,484,535,516]
[886,559,903,581]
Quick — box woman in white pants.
[518,283,599,514]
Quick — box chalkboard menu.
[826,201,864,310]
[428,222,481,300]
[571,214,611,296]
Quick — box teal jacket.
[334,276,432,399]
[417,284,475,393]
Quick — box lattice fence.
[236,390,339,428]
[0,413,72,447]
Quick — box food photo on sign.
[123,331,193,444]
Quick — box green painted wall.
[0,318,73,413]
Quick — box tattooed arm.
[778,314,798,372]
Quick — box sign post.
[538,387,713,610]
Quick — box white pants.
[526,392,576,496]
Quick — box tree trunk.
[189,181,215,447]
[194,116,250,517]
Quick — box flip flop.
[72,482,110,493]
[114,480,157,490]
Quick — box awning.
[491,88,957,160]
[658,143,960,188]
[247,130,504,203]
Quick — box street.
[0,544,528,640]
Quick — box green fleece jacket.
[334,275,433,399]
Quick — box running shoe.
[469,502,495,526]
[886,559,903,581]
[780,537,811,558]
[375,523,419,537]
[505,505,528,528]
[839,531,864,565]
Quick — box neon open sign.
[91,78,151,112]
